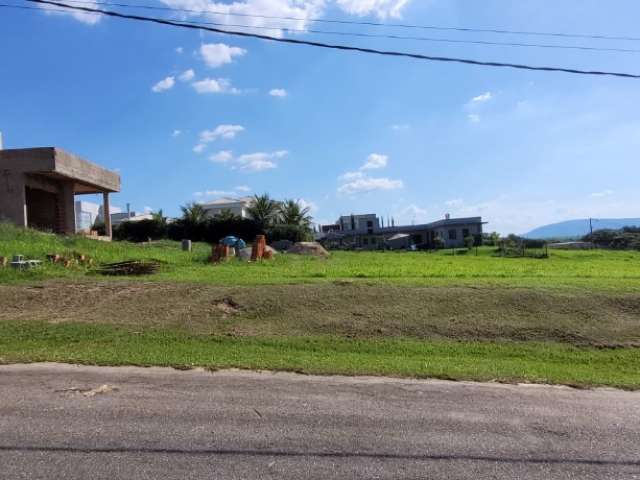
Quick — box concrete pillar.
[0,170,27,227]
[103,192,112,238]
[60,182,76,234]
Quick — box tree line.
[110,194,314,243]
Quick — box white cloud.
[143,206,155,213]
[236,151,287,172]
[195,185,251,197]
[199,125,244,143]
[209,150,234,163]
[172,129,182,137]
[361,153,388,170]
[158,0,326,38]
[38,0,102,25]
[467,114,480,123]
[394,204,428,224]
[205,190,236,196]
[391,124,410,131]
[339,171,365,181]
[269,88,288,97]
[298,198,318,214]
[470,91,493,104]
[591,189,615,198]
[191,78,239,94]
[193,143,207,154]
[200,43,247,68]
[176,46,184,54]
[206,151,286,172]
[178,69,195,82]
[338,176,404,195]
[151,76,175,93]
[158,0,414,37]
[335,0,411,18]
[337,153,402,194]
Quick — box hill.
[525,218,640,239]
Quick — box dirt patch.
[1,280,639,346]
[215,296,242,315]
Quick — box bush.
[464,236,475,250]
[266,224,313,243]
[167,218,208,242]
[167,217,261,244]
[113,219,167,242]
[583,227,640,250]
[204,218,262,244]
[432,236,445,250]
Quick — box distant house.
[320,213,485,249]
[75,200,100,233]
[201,196,254,219]
[337,214,380,234]
[111,213,154,226]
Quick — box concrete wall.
[203,204,249,219]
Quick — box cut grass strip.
[1,321,638,389]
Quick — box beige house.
[201,196,254,219]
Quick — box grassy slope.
[1,321,638,389]
[2,282,639,346]
[1,224,639,388]
[1,223,640,290]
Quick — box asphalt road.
[0,363,638,479]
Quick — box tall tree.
[246,194,278,231]
[180,202,207,224]
[214,208,241,222]
[278,199,312,228]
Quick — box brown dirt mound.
[287,242,330,257]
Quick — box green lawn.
[1,223,639,388]
[1,321,638,389]
[1,223,640,290]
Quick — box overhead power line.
[6,1,639,53]
[28,0,640,43]
[17,0,640,79]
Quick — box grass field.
[1,223,640,290]
[1,224,639,388]
[1,321,639,389]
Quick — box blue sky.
[2,0,640,234]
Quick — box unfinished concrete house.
[0,147,120,237]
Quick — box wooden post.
[103,192,112,238]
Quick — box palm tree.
[214,208,240,222]
[246,194,278,231]
[180,202,207,224]
[278,199,312,228]
[151,209,167,226]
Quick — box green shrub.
[113,219,167,242]
[266,224,313,243]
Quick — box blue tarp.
[220,236,246,249]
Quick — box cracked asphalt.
[0,363,638,479]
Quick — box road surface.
[0,363,638,479]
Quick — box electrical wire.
[28,0,640,43]
[12,1,640,53]
[14,0,640,79]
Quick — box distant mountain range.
[524,218,640,239]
